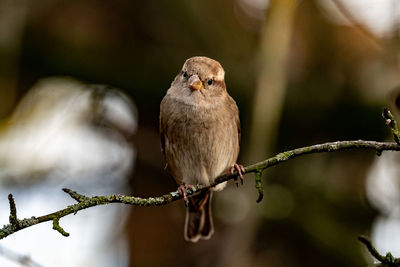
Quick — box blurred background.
[1,0,400,266]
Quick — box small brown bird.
[160,56,244,242]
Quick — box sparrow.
[160,56,244,242]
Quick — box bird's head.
[172,56,227,100]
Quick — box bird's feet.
[177,183,193,206]
[230,163,246,187]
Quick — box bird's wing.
[236,109,241,146]
[228,95,241,146]
[159,104,167,158]
[159,96,180,180]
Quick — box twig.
[8,194,19,228]
[358,236,386,263]
[383,108,400,145]
[254,171,264,203]
[358,236,400,266]
[62,188,90,203]
[52,218,69,237]
[0,108,399,240]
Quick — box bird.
[160,56,244,242]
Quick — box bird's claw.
[177,184,193,206]
[230,163,245,187]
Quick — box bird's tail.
[184,190,214,242]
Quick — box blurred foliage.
[1,0,400,266]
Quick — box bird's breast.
[164,99,238,186]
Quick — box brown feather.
[160,56,240,242]
[184,190,213,242]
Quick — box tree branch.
[8,194,19,229]
[1,108,400,242]
[383,108,400,145]
[358,236,400,266]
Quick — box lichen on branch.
[1,108,400,254]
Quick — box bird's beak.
[189,75,203,91]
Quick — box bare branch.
[383,108,400,145]
[358,236,386,263]
[8,194,19,228]
[358,236,400,266]
[0,108,399,242]
[52,218,69,237]
[254,171,263,203]
[0,139,398,240]
[62,188,90,203]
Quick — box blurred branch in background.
[0,77,137,267]
[225,0,297,266]
[0,0,27,117]
[0,245,43,267]
[330,0,382,51]
[247,0,296,162]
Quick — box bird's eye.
[208,79,213,85]
[183,71,188,78]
